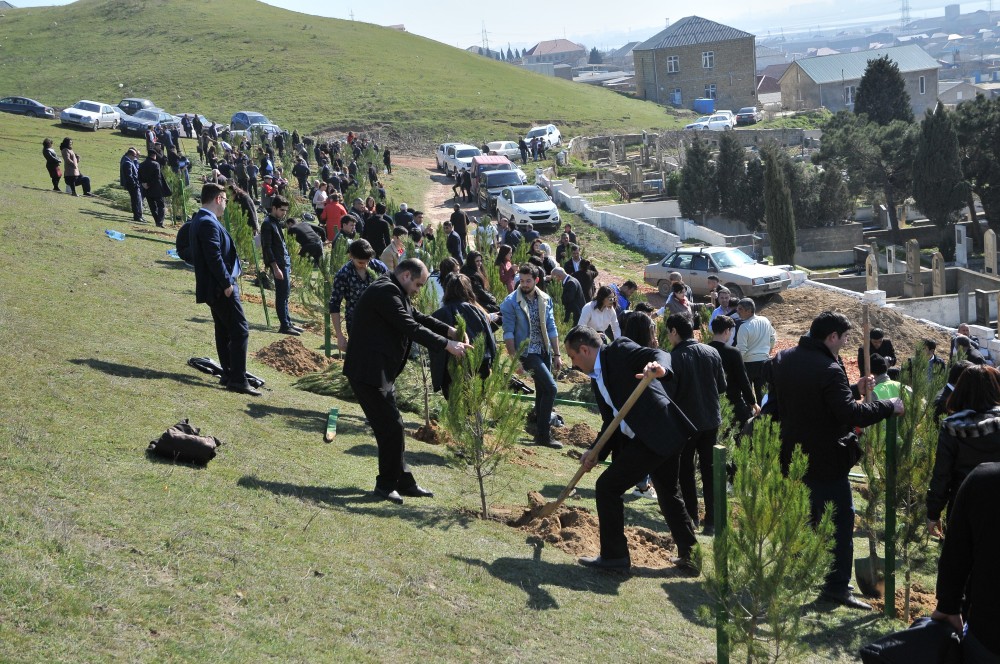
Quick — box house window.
[667,55,679,73]
[705,84,717,99]
[919,76,926,94]
[957,91,964,100]
[702,51,714,69]
[845,85,856,105]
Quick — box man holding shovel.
[565,326,698,574]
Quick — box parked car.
[486,140,521,160]
[478,169,525,212]
[469,155,526,195]
[735,106,763,126]
[684,114,732,131]
[643,246,790,299]
[0,96,54,118]
[117,98,156,116]
[119,108,181,137]
[176,112,211,129]
[715,109,736,127]
[435,142,461,170]
[496,184,560,231]
[445,144,482,178]
[60,100,120,130]
[525,124,561,148]
[229,110,281,138]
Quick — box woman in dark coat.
[460,251,499,313]
[430,274,496,398]
[927,364,1000,537]
[42,138,62,191]
[383,147,392,175]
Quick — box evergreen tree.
[912,103,966,257]
[854,55,914,126]
[715,131,745,220]
[588,47,603,64]
[953,94,999,245]
[763,146,796,264]
[477,47,483,56]
[737,157,766,232]
[514,48,521,59]
[507,45,514,61]
[678,135,718,223]
[815,166,852,226]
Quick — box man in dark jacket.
[393,202,414,229]
[189,183,258,396]
[119,147,143,222]
[765,311,903,610]
[708,315,756,425]
[344,259,470,504]
[285,216,325,266]
[565,327,698,573]
[449,204,469,254]
[551,267,586,325]
[260,195,300,336]
[138,150,169,227]
[362,202,392,257]
[665,313,726,534]
[442,220,464,263]
[856,327,897,376]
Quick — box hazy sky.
[11,0,996,50]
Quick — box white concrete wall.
[888,292,992,329]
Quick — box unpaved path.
[394,154,479,227]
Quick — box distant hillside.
[0,0,683,146]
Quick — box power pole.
[900,0,911,29]
[481,21,490,54]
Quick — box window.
[670,88,682,105]
[702,51,714,69]
[705,84,717,99]
[667,55,679,73]
[845,85,856,105]
[957,91,964,100]
[919,76,926,94]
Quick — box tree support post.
[884,415,898,619]
[713,444,730,664]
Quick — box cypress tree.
[912,103,966,256]
[855,55,913,126]
[737,157,766,232]
[715,132,745,220]
[678,135,718,223]
[763,146,796,264]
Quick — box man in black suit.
[449,204,469,254]
[343,258,470,504]
[138,150,170,227]
[565,326,698,573]
[442,220,464,263]
[856,327,897,376]
[551,267,585,325]
[189,183,258,396]
[362,202,392,257]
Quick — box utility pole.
[349,9,354,21]
[481,21,490,54]
[900,0,911,29]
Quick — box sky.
[11,0,998,51]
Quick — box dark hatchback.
[120,108,181,137]
[0,96,55,118]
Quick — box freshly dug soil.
[510,447,547,469]
[412,421,445,444]
[869,583,938,622]
[562,422,599,449]
[505,491,676,568]
[557,368,592,384]
[255,337,332,377]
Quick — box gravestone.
[865,253,879,291]
[955,225,968,268]
[986,229,997,275]
[609,138,617,167]
[904,239,924,298]
[887,246,897,274]
[959,290,969,325]
[932,252,946,296]
[877,204,889,230]
[975,289,991,326]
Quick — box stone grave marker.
[932,252,946,296]
[985,229,997,275]
[904,239,924,297]
[975,289,991,325]
[887,246,896,274]
[865,253,879,291]
[955,225,968,268]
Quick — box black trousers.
[678,428,719,527]
[348,378,418,492]
[206,287,250,386]
[745,361,766,405]
[594,437,697,561]
[147,195,165,226]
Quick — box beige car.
[643,246,790,299]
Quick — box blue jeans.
[521,352,556,443]
[806,475,855,594]
[274,256,292,330]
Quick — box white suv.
[445,144,482,178]
[525,124,561,148]
[497,185,560,232]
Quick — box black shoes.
[399,485,434,498]
[578,555,631,572]
[536,439,564,449]
[702,525,715,536]
[819,589,872,611]
[374,487,404,504]
[671,554,699,576]
[278,327,301,336]
[226,383,262,396]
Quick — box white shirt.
[737,314,776,363]
[579,301,621,339]
[312,189,328,208]
[588,351,635,438]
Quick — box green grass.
[759,109,833,130]
[0,0,687,148]
[1,90,914,664]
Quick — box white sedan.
[486,140,521,160]
[684,114,733,131]
[60,100,120,130]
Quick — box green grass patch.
[759,108,833,130]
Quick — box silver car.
[60,100,120,130]
[643,246,790,299]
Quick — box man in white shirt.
[735,298,775,405]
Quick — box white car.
[525,124,561,148]
[486,140,521,160]
[715,110,737,127]
[684,114,732,131]
[435,142,461,170]
[497,185,560,232]
[60,100,120,131]
[445,144,482,178]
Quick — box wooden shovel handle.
[862,304,872,403]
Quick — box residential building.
[938,79,982,105]
[523,39,587,66]
[632,16,757,111]
[779,44,940,115]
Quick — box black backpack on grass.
[147,419,222,465]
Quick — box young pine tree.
[679,134,718,223]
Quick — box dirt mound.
[242,292,314,318]
[510,447,546,469]
[412,421,447,444]
[563,422,599,448]
[506,491,675,568]
[869,583,937,622]
[557,369,592,384]
[255,338,332,377]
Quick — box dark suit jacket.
[343,273,452,390]
[446,230,464,263]
[138,157,167,198]
[857,339,898,375]
[190,208,239,304]
[666,339,726,432]
[591,338,692,461]
[561,275,586,324]
[362,214,391,256]
[430,301,495,393]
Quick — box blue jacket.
[190,207,240,304]
[500,286,558,354]
[119,154,139,189]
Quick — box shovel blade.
[854,556,886,598]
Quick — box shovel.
[527,370,657,522]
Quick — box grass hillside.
[0,0,685,146]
